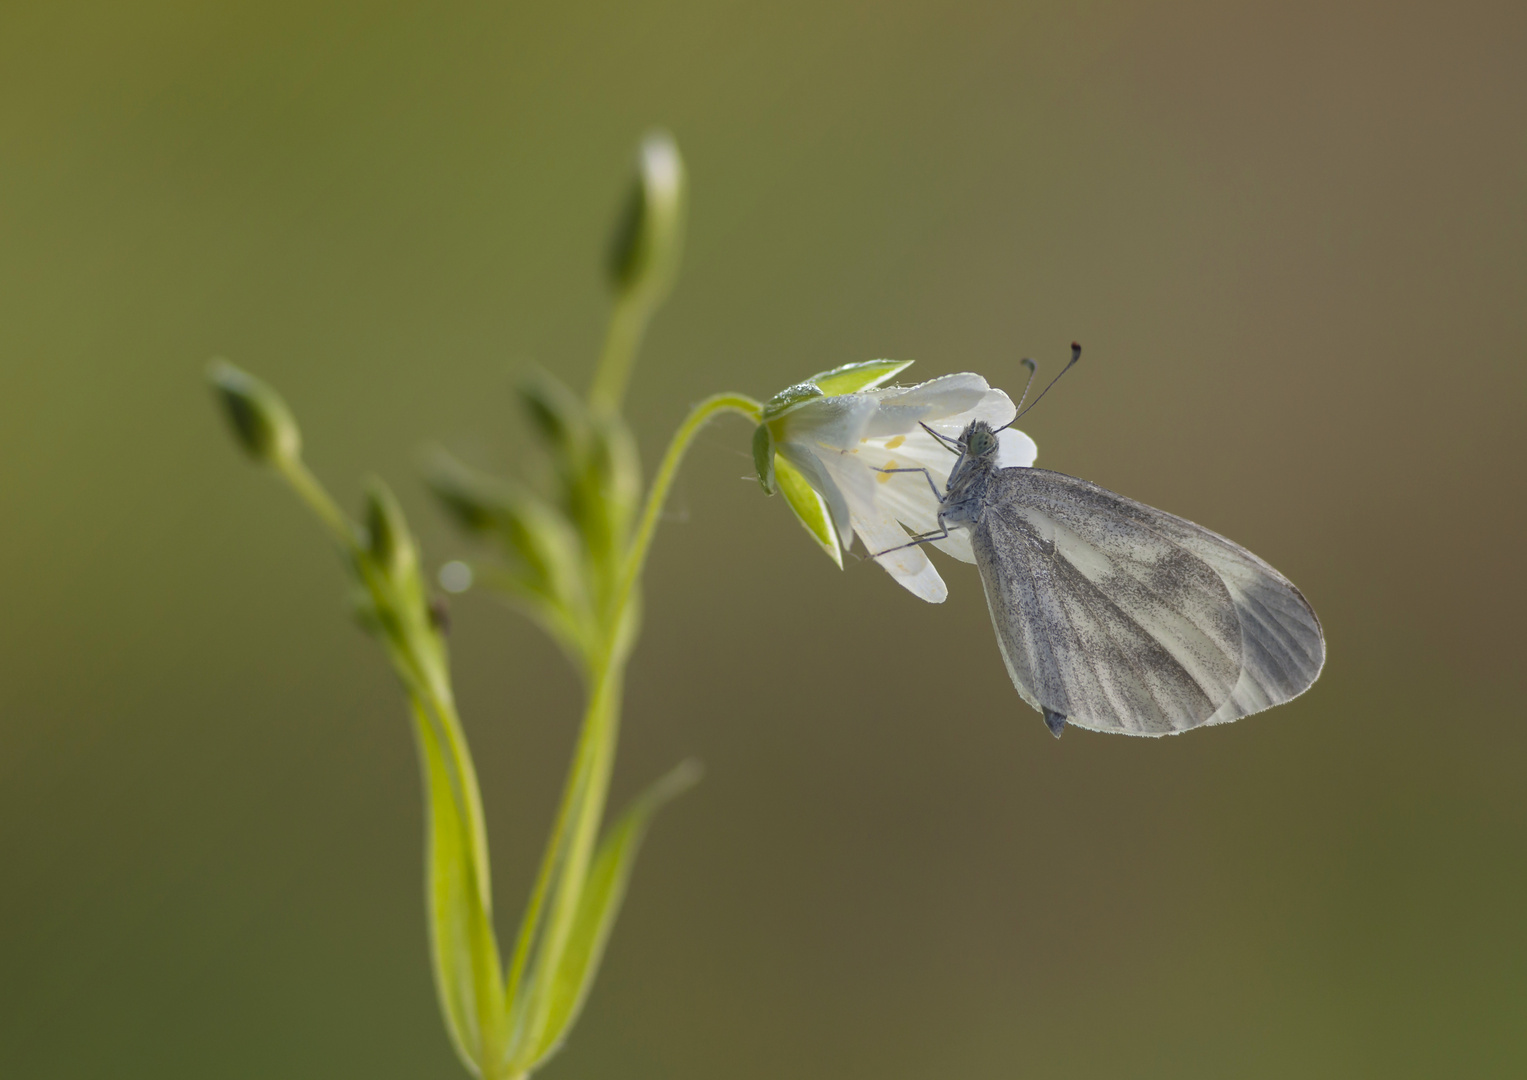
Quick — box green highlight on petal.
[775,455,842,569]
[809,358,914,396]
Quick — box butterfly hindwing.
[971,467,1306,735]
[1037,473,1327,725]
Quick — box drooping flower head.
[753,361,1036,602]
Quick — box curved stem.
[609,392,762,630]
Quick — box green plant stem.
[274,452,507,1072]
[502,652,619,1023]
[612,392,762,623]
[515,659,624,1059]
[275,456,354,546]
[502,391,762,1065]
[588,293,649,416]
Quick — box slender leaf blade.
[413,699,507,1074]
[525,760,702,1069]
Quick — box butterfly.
[895,352,1325,738]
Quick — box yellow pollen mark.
[884,435,906,449]
[878,459,897,482]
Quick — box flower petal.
[852,504,948,603]
[997,427,1037,468]
[768,369,1036,597]
[818,451,947,602]
[776,441,856,549]
[773,393,879,450]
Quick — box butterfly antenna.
[919,421,964,454]
[1009,357,1038,415]
[1008,342,1081,425]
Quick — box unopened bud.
[362,478,418,583]
[208,360,301,465]
[517,370,589,462]
[607,131,686,301]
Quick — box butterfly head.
[962,420,1000,459]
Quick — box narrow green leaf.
[525,760,703,1069]
[809,358,914,396]
[775,456,842,568]
[412,699,507,1074]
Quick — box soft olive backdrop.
[1,2,1522,1077]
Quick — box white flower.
[758,365,1036,603]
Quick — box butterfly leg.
[870,464,944,500]
[864,463,954,556]
[869,524,951,558]
[919,422,963,455]
[1043,709,1067,738]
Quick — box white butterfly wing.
[970,468,1324,736]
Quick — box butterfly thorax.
[938,419,1000,531]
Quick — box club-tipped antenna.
[1009,357,1038,415]
[1005,342,1081,426]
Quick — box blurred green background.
[1,1,1523,1076]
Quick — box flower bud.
[517,369,590,465]
[362,478,419,584]
[207,360,301,465]
[424,449,516,534]
[607,131,686,302]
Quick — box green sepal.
[752,424,776,493]
[775,456,842,568]
[521,760,703,1071]
[808,358,914,396]
[760,381,825,421]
